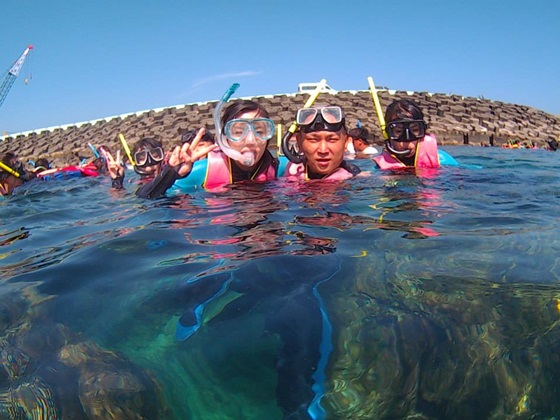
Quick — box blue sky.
[1,0,558,135]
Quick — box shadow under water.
[1,148,560,418]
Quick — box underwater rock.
[59,342,165,419]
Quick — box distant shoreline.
[1,90,558,167]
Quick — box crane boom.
[0,45,33,108]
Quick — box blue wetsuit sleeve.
[438,150,459,166]
[171,160,208,193]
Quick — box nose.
[244,129,257,144]
[318,140,329,153]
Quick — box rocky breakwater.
[1,90,559,167]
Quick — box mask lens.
[408,121,425,138]
[296,108,319,126]
[149,147,164,162]
[320,107,342,124]
[387,120,425,141]
[252,118,274,141]
[225,119,274,142]
[388,122,405,139]
[225,120,250,142]
[134,150,148,166]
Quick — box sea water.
[1,146,560,419]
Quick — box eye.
[391,124,404,136]
[409,122,423,136]
[229,122,247,137]
[253,123,267,136]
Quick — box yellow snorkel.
[281,79,327,162]
[367,76,389,140]
[0,162,21,178]
[119,133,135,166]
[276,123,283,156]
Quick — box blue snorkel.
[88,143,100,159]
[213,83,255,167]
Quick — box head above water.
[132,137,164,177]
[33,158,51,172]
[217,100,274,170]
[295,105,349,176]
[384,99,428,157]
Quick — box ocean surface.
[2,146,560,419]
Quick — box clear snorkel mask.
[213,83,255,167]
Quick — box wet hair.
[2,152,16,166]
[348,127,370,143]
[385,99,425,123]
[34,158,51,171]
[2,152,25,177]
[181,130,215,144]
[220,100,270,127]
[132,138,163,155]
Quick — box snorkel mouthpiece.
[214,83,258,166]
[385,140,413,157]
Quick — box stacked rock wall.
[1,90,559,167]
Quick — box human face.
[298,130,348,176]
[226,111,268,170]
[192,141,213,159]
[0,174,23,196]
[353,138,368,152]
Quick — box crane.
[0,45,33,108]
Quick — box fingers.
[189,127,206,150]
[169,145,182,166]
[192,144,217,161]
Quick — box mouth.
[316,159,331,169]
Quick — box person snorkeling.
[136,99,277,198]
[374,99,457,169]
[180,129,215,160]
[282,105,361,180]
[0,152,29,196]
[132,138,166,180]
[347,126,380,156]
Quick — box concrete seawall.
[1,90,559,167]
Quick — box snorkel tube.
[281,79,327,163]
[88,143,100,159]
[0,162,20,178]
[367,76,387,141]
[119,134,136,166]
[213,83,255,167]
[367,76,409,157]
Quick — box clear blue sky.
[1,0,558,135]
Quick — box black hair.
[348,127,370,143]
[385,99,425,123]
[220,100,270,127]
[1,152,16,166]
[181,130,215,144]
[34,158,51,171]
[132,138,163,155]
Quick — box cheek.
[227,140,242,151]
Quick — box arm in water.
[136,128,217,199]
